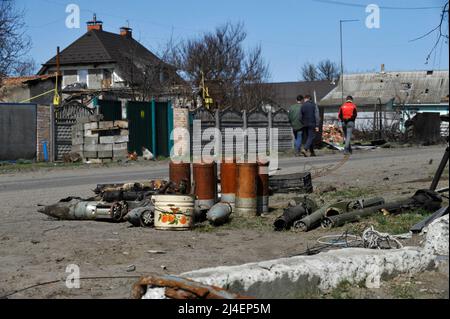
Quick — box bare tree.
[317,59,340,81]
[164,22,272,110]
[0,0,34,84]
[301,62,319,81]
[409,1,449,63]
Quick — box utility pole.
[339,19,359,104]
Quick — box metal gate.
[55,101,94,161]
[0,103,37,161]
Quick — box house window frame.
[78,69,89,87]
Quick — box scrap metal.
[274,197,318,231]
[38,197,128,222]
[410,206,449,234]
[321,189,442,229]
[293,197,386,232]
[131,275,252,299]
[207,202,233,226]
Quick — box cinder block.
[83,151,98,158]
[98,151,113,158]
[84,137,99,145]
[84,130,99,138]
[97,144,113,152]
[98,121,115,129]
[113,143,128,151]
[84,144,98,152]
[100,136,115,144]
[113,149,129,159]
[114,136,129,143]
[114,120,129,129]
[120,129,129,136]
[84,122,98,131]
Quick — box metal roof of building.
[320,70,449,107]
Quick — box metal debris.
[321,189,442,229]
[274,197,318,231]
[207,202,233,226]
[131,275,252,299]
[38,198,128,222]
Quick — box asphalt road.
[0,145,446,193]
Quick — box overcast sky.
[18,0,449,82]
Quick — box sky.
[16,0,450,82]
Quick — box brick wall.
[36,105,52,162]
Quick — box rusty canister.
[193,162,218,211]
[235,162,258,217]
[169,161,191,194]
[220,159,237,211]
[257,161,270,214]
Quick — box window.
[78,69,88,84]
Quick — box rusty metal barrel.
[235,162,258,217]
[170,161,191,194]
[193,162,218,211]
[220,159,237,211]
[257,161,270,214]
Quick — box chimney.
[87,14,103,31]
[120,27,133,38]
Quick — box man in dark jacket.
[338,96,358,155]
[299,95,320,157]
[288,95,304,156]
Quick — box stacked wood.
[72,120,129,163]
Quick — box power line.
[313,0,443,10]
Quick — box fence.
[189,106,293,158]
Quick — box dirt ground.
[0,145,448,299]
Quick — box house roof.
[320,70,450,107]
[38,29,180,85]
[261,80,337,108]
[1,74,56,87]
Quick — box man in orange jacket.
[338,96,358,155]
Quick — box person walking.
[288,95,304,156]
[338,96,358,155]
[299,95,320,157]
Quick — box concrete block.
[84,137,99,145]
[114,136,129,143]
[100,136,115,144]
[114,149,129,159]
[84,144,98,152]
[120,129,129,136]
[97,144,113,152]
[113,143,128,151]
[98,121,114,129]
[114,120,129,129]
[83,151,97,158]
[84,122,98,131]
[98,151,113,159]
[84,130,99,138]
